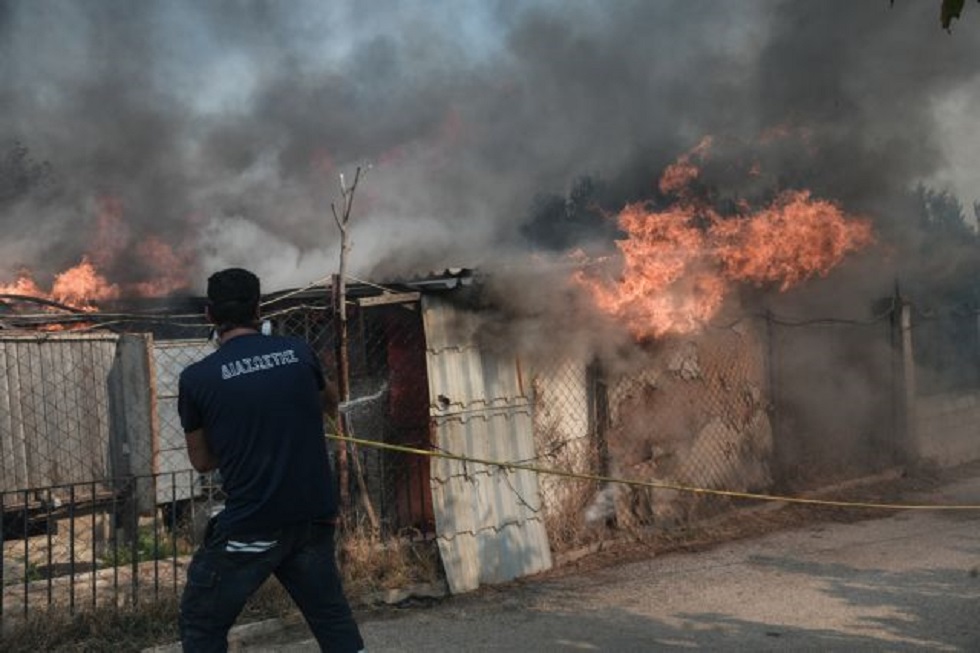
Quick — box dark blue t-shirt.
[178,333,336,534]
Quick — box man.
[178,267,364,653]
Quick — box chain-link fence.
[3,282,972,624]
[525,320,775,552]
[1,287,438,625]
[530,357,604,554]
[603,322,773,531]
[267,293,434,537]
[523,302,920,555]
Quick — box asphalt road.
[243,473,980,652]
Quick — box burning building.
[3,0,980,604]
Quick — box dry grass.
[542,479,608,554]
[0,578,304,653]
[1,523,443,652]
[338,521,442,599]
[0,597,180,653]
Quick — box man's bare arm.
[185,429,219,473]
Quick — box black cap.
[207,268,260,307]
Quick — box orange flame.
[0,196,192,316]
[0,258,120,312]
[51,257,121,308]
[577,139,874,340]
[0,272,45,298]
[658,135,712,197]
[713,190,873,291]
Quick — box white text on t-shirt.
[220,349,300,380]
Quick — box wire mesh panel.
[600,321,773,533]
[530,356,604,554]
[0,333,119,496]
[0,290,440,622]
[370,305,434,536]
[152,339,213,505]
[0,331,182,623]
[273,296,435,537]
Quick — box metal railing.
[2,471,221,619]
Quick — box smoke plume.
[0,0,976,302]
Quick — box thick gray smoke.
[0,0,977,296]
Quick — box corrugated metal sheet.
[422,296,553,594]
[0,332,119,495]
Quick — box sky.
[0,0,978,295]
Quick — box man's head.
[206,268,260,331]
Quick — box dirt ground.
[218,460,977,652]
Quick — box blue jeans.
[180,518,364,653]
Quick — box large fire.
[0,196,192,314]
[50,257,121,307]
[576,139,874,339]
[0,258,119,312]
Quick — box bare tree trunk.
[332,273,351,512]
[331,167,379,531]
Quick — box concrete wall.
[914,391,980,467]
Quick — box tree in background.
[0,141,55,206]
[940,0,977,30]
[894,0,979,31]
[899,185,980,308]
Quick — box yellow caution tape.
[327,433,980,511]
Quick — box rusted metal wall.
[422,295,553,594]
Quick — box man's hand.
[185,429,219,473]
